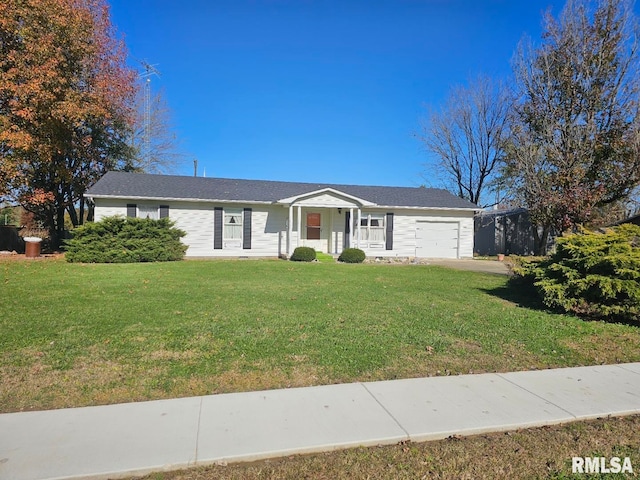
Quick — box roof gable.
[86,172,478,210]
[277,187,374,207]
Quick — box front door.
[305,212,326,252]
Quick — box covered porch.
[278,188,373,256]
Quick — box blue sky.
[108,0,573,187]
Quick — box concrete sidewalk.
[2,363,640,480]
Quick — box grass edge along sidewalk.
[2,363,640,480]
[129,414,640,480]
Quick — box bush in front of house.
[513,224,640,322]
[338,248,366,263]
[290,246,316,262]
[64,216,187,263]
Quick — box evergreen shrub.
[290,246,316,262]
[65,216,187,263]
[513,224,640,322]
[338,248,366,263]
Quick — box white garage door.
[415,221,459,258]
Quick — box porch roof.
[276,187,375,208]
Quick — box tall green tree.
[505,0,640,253]
[0,0,137,246]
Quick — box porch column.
[349,208,354,247]
[296,205,302,248]
[356,208,361,248]
[329,209,334,254]
[287,204,293,255]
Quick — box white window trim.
[359,213,385,248]
[223,208,243,247]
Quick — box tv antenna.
[136,60,161,170]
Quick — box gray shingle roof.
[86,171,478,210]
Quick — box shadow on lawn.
[483,280,640,328]
[480,279,548,312]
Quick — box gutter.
[85,194,478,212]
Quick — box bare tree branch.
[130,86,187,174]
[417,75,512,208]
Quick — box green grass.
[314,252,335,263]
[2,258,640,412]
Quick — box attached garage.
[415,221,460,259]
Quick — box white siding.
[93,200,167,221]
[330,210,345,254]
[92,199,474,259]
[177,204,288,257]
[457,215,475,258]
[94,199,288,258]
[93,199,132,220]
[171,203,216,256]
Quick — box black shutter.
[127,204,137,218]
[214,207,223,249]
[243,208,252,249]
[344,211,351,248]
[385,212,394,250]
[159,205,169,218]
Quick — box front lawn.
[2,258,639,412]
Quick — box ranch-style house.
[85,171,478,259]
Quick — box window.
[359,213,385,247]
[224,209,243,240]
[215,207,251,250]
[127,204,136,218]
[138,205,158,219]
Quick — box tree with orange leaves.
[0,0,137,247]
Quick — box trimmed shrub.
[64,216,187,263]
[290,246,316,262]
[338,248,366,263]
[513,224,640,322]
